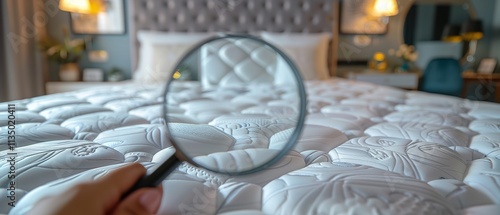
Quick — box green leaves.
[38,35,86,64]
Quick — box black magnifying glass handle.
[122,155,181,198]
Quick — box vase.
[107,73,124,82]
[398,61,410,73]
[59,63,80,81]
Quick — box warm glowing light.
[173,71,182,79]
[374,52,385,61]
[59,0,103,14]
[443,35,463,43]
[462,32,483,41]
[461,20,483,41]
[371,0,399,17]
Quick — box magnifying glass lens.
[126,35,306,195]
[164,35,306,175]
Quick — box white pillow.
[261,32,331,81]
[134,31,213,83]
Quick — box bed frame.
[128,0,339,76]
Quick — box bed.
[2,0,500,214]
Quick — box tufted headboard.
[128,0,339,76]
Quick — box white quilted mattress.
[1,79,500,215]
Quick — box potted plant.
[107,67,124,82]
[39,29,86,81]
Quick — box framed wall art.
[477,58,497,74]
[70,0,125,35]
[340,0,388,35]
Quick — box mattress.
[1,79,500,215]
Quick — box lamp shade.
[59,0,103,14]
[461,20,484,41]
[371,0,399,17]
[442,25,462,42]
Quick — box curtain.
[0,0,49,102]
[0,4,6,101]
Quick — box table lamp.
[371,0,399,17]
[442,24,462,43]
[461,19,483,67]
[59,0,104,14]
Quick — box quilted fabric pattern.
[0,140,124,191]
[0,123,75,150]
[2,79,500,215]
[201,38,278,87]
[262,163,455,215]
[329,137,466,181]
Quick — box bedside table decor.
[107,67,125,82]
[388,44,418,73]
[461,19,484,69]
[477,58,497,74]
[368,52,388,72]
[347,70,419,90]
[59,63,80,82]
[38,29,85,82]
[83,68,104,82]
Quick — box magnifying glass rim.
[162,33,307,175]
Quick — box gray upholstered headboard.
[129,0,339,75]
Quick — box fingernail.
[140,190,161,213]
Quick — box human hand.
[28,163,163,215]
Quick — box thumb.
[113,187,162,215]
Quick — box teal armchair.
[419,58,463,97]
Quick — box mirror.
[164,34,306,175]
[403,3,471,45]
[402,2,472,69]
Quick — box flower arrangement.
[388,44,418,62]
[388,44,418,72]
[38,29,86,64]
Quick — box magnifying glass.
[126,34,306,194]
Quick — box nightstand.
[462,72,500,102]
[346,70,420,90]
[45,82,128,94]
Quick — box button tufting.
[196,14,205,24]
[167,0,175,9]
[265,1,272,10]
[206,0,213,9]
[238,15,246,24]
[301,1,310,10]
[160,1,167,8]
[294,16,302,25]
[177,14,185,24]
[187,0,195,10]
[131,0,332,42]
[218,14,226,24]
[247,1,255,10]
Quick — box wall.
[470,0,496,63]
[337,0,413,63]
[337,0,497,70]
[44,0,132,81]
[490,0,500,65]
[414,4,436,42]
[44,0,498,79]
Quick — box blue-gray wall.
[45,0,498,79]
[470,0,496,63]
[45,0,132,81]
[337,0,497,64]
[414,4,436,42]
[492,0,500,61]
